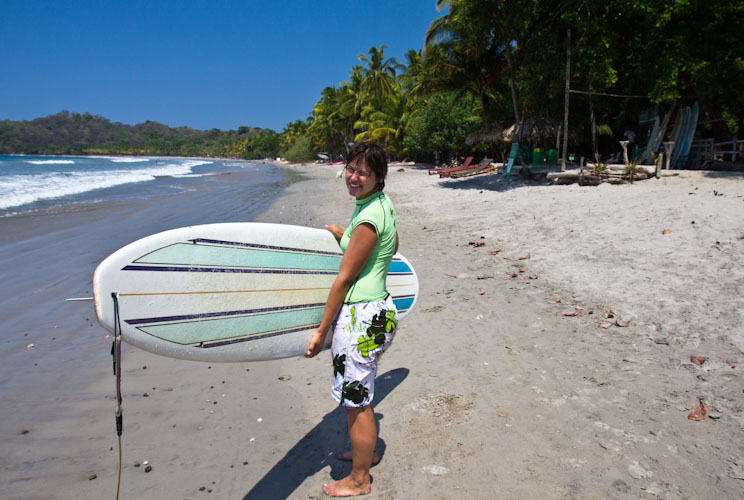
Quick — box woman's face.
[345,157,379,199]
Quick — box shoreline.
[1,163,743,498]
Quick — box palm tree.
[354,90,418,158]
[308,86,346,155]
[424,0,525,121]
[358,45,403,107]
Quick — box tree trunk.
[561,29,571,172]
[505,49,521,124]
[589,84,598,162]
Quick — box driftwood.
[547,164,656,185]
[443,157,493,178]
[450,163,499,179]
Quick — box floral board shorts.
[330,295,398,408]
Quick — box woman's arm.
[305,223,377,357]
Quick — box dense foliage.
[0,111,281,159]
[290,0,743,161]
[3,1,742,161]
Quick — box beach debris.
[615,317,631,327]
[468,241,485,247]
[506,271,518,278]
[20,429,29,435]
[144,466,152,473]
[421,226,427,230]
[504,256,513,261]
[714,190,724,196]
[88,474,97,480]
[518,253,531,260]
[662,229,672,235]
[518,267,527,273]
[478,288,485,295]
[597,320,615,329]
[602,308,615,319]
[524,275,538,280]
[489,249,501,255]
[278,374,291,381]
[422,465,450,475]
[27,344,34,349]
[564,306,583,317]
[627,461,652,479]
[691,355,708,365]
[654,339,670,346]
[143,392,150,397]
[397,168,405,172]
[257,418,263,422]
[688,399,708,421]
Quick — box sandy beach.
[1,162,743,499]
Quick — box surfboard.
[93,223,419,362]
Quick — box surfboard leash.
[111,292,123,500]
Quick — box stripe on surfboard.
[127,293,414,327]
[122,265,338,275]
[125,302,326,326]
[191,238,344,256]
[200,323,322,348]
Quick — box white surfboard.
[93,223,418,362]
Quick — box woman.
[305,142,399,497]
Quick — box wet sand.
[1,163,743,499]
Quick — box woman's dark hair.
[347,142,388,191]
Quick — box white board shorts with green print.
[330,295,398,408]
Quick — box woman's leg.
[323,404,376,496]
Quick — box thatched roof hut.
[465,122,504,146]
[503,117,562,144]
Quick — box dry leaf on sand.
[615,317,631,327]
[564,306,583,317]
[690,355,707,365]
[688,399,708,421]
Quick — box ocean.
[0,155,290,218]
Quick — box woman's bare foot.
[337,450,380,465]
[323,476,371,497]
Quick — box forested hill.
[0,111,281,158]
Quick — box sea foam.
[0,162,196,210]
[24,160,76,165]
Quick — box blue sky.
[1,1,443,132]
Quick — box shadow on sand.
[439,170,551,192]
[242,367,409,499]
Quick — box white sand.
[2,164,743,499]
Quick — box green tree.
[404,91,480,162]
[358,45,403,107]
